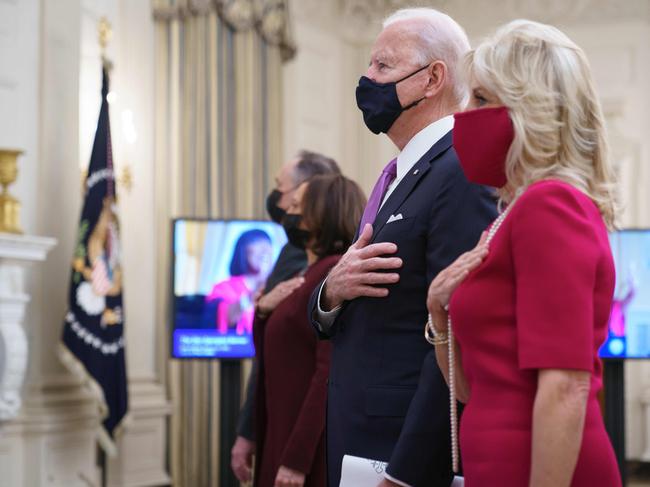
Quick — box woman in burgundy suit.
[425,21,621,487]
[253,174,365,487]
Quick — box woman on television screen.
[206,229,273,335]
[253,174,365,487]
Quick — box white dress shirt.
[381,115,454,208]
[315,115,455,330]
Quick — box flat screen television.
[599,229,650,359]
[171,219,287,359]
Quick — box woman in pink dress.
[425,20,621,487]
[206,229,273,334]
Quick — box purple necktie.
[359,158,398,231]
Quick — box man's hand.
[322,224,402,310]
[230,435,255,483]
[377,478,401,487]
[227,301,244,327]
[274,465,305,487]
[257,276,305,316]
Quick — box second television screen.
[599,229,650,359]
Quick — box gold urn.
[0,149,23,234]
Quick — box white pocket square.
[386,213,403,224]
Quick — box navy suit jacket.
[308,131,498,487]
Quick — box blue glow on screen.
[173,330,255,358]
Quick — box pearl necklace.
[445,196,518,473]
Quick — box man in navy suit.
[308,8,498,487]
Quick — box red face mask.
[452,106,514,188]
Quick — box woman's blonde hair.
[465,20,619,228]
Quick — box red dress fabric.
[450,180,621,486]
[253,255,339,487]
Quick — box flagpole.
[61,12,130,486]
[98,19,112,487]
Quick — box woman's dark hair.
[302,174,367,258]
[229,229,271,276]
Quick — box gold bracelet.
[424,316,448,346]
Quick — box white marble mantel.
[0,233,56,421]
[0,233,57,263]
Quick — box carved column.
[0,234,101,485]
[0,233,56,486]
[0,234,56,419]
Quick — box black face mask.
[282,214,310,250]
[266,189,286,224]
[355,64,430,134]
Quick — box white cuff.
[313,278,341,332]
[384,472,413,487]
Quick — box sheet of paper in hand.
[339,455,464,486]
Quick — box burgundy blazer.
[253,255,340,487]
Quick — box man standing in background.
[309,8,497,487]
[231,150,340,483]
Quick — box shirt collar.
[395,115,454,181]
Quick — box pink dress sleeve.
[208,277,243,334]
[511,182,600,371]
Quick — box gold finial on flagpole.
[98,17,113,72]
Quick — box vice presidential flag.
[60,67,128,454]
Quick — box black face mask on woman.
[355,64,429,134]
[265,189,286,224]
[282,214,310,250]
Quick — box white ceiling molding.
[330,0,650,43]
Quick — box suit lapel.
[370,131,453,243]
